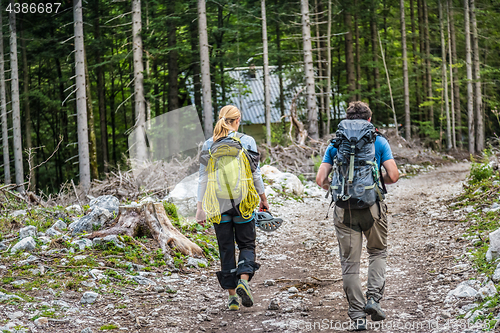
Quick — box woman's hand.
[259,193,270,211]
[196,202,206,226]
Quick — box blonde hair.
[213,105,241,142]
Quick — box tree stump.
[88,202,204,258]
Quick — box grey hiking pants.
[333,201,388,320]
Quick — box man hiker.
[316,101,399,331]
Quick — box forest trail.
[192,162,471,333]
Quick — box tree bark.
[449,0,461,148]
[167,0,179,155]
[9,6,24,192]
[301,0,318,139]
[423,0,434,127]
[84,50,99,180]
[20,22,34,190]
[378,30,398,135]
[417,0,426,122]
[189,4,202,121]
[470,0,482,152]
[262,0,272,146]
[94,0,108,173]
[88,203,204,258]
[370,2,381,117]
[73,0,91,192]
[325,0,331,134]
[314,0,325,136]
[439,0,451,150]
[447,0,456,149]
[354,4,361,101]
[410,0,421,123]
[276,0,285,130]
[344,11,355,101]
[464,0,474,153]
[132,0,148,162]
[401,0,411,141]
[0,0,9,185]
[198,0,213,138]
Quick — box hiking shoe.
[228,295,240,311]
[352,317,367,331]
[236,279,254,307]
[364,298,386,321]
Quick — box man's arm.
[382,159,399,184]
[316,162,333,190]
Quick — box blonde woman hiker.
[196,105,269,311]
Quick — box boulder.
[128,275,156,286]
[447,281,478,299]
[11,209,27,217]
[52,220,67,230]
[476,280,497,301]
[186,257,208,268]
[66,204,83,215]
[89,195,119,214]
[303,181,327,198]
[45,227,62,237]
[92,235,125,249]
[164,172,198,217]
[19,225,37,239]
[489,228,500,261]
[71,238,93,251]
[11,236,36,253]
[80,291,99,304]
[261,165,304,196]
[70,206,113,235]
[492,263,500,283]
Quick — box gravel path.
[1,162,474,333]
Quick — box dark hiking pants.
[214,214,260,290]
[333,201,388,320]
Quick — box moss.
[99,324,119,330]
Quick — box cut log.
[88,202,204,258]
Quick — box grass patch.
[99,324,119,330]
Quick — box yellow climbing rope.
[202,142,259,224]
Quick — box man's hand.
[316,162,333,190]
[382,159,399,184]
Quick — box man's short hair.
[345,101,372,120]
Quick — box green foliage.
[99,324,119,330]
[163,202,179,223]
[312,155,323,174]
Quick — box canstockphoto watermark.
[288,318,490,331]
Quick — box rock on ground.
[89,195,119,214]
[261,165,304,196]
[81,291,99,304]
[92,235,125,249]
[164,172,199,217]
[70,206,113,235]
[19,225,37,239]
[10,236,36,253]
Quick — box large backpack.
[199,133,260,224]
[329,119,385,209]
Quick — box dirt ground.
[1,162,475,333]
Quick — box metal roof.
[225,66,295,124]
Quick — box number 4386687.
[6,3,61,14]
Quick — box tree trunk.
[370,2,381,118]
[447,0,456,149]
[84,50,99,180]
[198,0,213,138]
[344,11,355,101]
[262,0,272,145]
[301,0,318,139]
[464,0,474,153]
[189,4,202,121]
[401,0,411,141]
[378,30,398,135]
[439,0,451,150]
[88,203,204,258]
[0,0,9,185]
[417,0,426,122]
[423,0,434,127]
[276,0,285,130]
[470,0,482,152]
[326,0,331,134]
[20,23,34,191]
[9,6,24,192]
[314,0,325,136]
[354,3,361,101]
[73,0,91,192]
[94,0,108,173]
[132,0,148,162]
[167,0,179,155]
[410,0,421,124]
[449,0,461,148]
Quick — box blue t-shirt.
[322,135,394,170]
